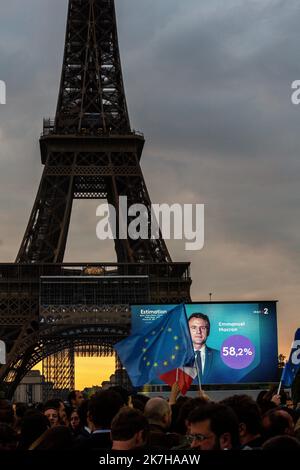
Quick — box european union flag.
[114,304,194,387]
[281,328,300,387]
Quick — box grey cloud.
[0,0,300,353]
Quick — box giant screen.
[131,302,278,384]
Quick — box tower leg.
[42,347,75,401]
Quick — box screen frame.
[129,300,279,387]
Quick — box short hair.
[109,386,130,406]
[256,390,267,405]
[131,394,150,412]
[130,395,149,413]
[15,402,28,419]
[175,397,209,434]
[188,313,211,335]
[43,400,59,413]
[262,435,300,451]
[30,426,73,450]
[88,390,124,428]
[0,423,18,450]
[111,407,149,441]
[188,403,240,449]
[221,395,262,436]
[18,410,49,450]
[68,391,77,404]
[262,409,293,438]
[144,397,170,423]
[0,400,14,425]
[77,399,89,427]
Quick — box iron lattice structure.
[16,0,169,265]
[0,0,192,398]
[42,347,75,401]
[42,344,129,401]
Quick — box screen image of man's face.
[189,317,209,349]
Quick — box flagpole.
[277,380,282,395]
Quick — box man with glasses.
[187,403,240,450]
[188,313,221,384]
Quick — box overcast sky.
[1,0,300,355]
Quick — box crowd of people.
[0,385,300,451]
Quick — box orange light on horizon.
[75,356,115,390]
[33,356,115,391]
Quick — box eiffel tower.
[0,0,191,398]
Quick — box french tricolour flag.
[160,366,197,395]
